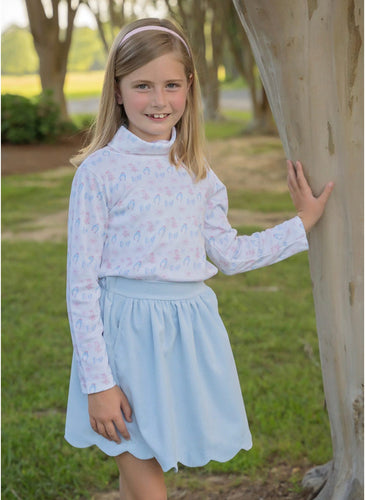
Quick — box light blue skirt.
[65,277,252,472]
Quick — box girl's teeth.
[151,114,166,118]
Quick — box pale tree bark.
[233,1,363,499]
[25,0,81,120]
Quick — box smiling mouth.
[146,113,170,119]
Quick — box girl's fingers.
[105,422,121,443]
[294,161,312,192]
[287,160,298,191]
[95,421,109,440]
[88,386,132,442]
[93,417,129,442]
[120,393,133,422]
[90,417,98,433]
[286,160,296,179]
[114,415,131,440]
[318,181,335,206]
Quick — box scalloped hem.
[64,433,253,472]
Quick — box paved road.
[68,88,252,115]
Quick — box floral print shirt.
[67,126,308,393]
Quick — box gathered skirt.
[65,277,252,472]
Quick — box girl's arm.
[203,163,333,275]
[67,164,133,443]
[67,165,115,394]
[287,160,334,233]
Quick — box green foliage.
[1,91,65,144]
[71,113,96,131]
[1,25,106,76]
[68,27,106,72]
[1,94,39,143]
[35,90,64,139]
[1,26,38,75]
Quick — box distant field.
[1,71,104,99]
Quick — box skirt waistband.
[99,276,208,300]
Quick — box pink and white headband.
[119,25,190,56]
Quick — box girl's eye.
[136,83,149,90]
[166,82,180,89]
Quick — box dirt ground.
[1,132,86,176]
[94,463,311,500]
[2,135,315,499]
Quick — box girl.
[65,17,333,500]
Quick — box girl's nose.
[151,87,166,108]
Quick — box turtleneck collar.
[108,125,177,156]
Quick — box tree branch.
[84,0,110,53]
[24,0,49,40]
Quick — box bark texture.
[233,1,363,499]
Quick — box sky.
[1,0,166,32]
[1,0,96,32]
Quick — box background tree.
[233,1,363,499]
[221,2,275,134]
[164,0,274,129]
[84,0,149,53]
[24,0,82,120]
[164,0,223,120]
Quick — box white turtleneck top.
[67,126,308,394]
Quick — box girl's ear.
[114,81,123,105]
[187,73,193,90]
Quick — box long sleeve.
[66,165,116,394]
[204,173,308,275]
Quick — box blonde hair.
[72,18,208,181]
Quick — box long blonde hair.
[72,18,207,181]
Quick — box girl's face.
[116,52,191,142]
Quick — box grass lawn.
[1,72,104,100]
[2,72,249,100]
[2,135,332,499]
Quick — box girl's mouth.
[146,113,170,119]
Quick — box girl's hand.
[287,160,334,233]
[88,385,133,443]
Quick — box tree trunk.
[222,2,276,134]
[25,0,80,120]
[245,86,277,135]
[233,1,363,499]
[165,0,223,120]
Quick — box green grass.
[228,190,294,213]
[221,76,248,90]
[205,110,252,140]
[2,169,74,232]
[2,160,332,498]
[1,71,104,99]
